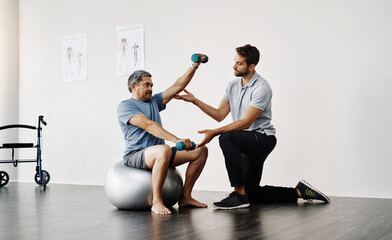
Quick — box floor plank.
[1,183,392,240]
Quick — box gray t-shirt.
[223,72,276,135]
[117,92,166,156]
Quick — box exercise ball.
[105,162,183,210]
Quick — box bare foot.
[179,197,208,208]
[151,202,172,215]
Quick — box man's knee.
[151,145,172,165]
[159,145,172,158]
[219,132,235,146]
[198,146,208,161]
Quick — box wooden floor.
[1,183,392,240]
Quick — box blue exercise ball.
[105,162,183,210]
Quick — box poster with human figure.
[116,24,144,76]
[63,33,88,82]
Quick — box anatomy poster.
[63,33,88,82]
[116,24,144,76]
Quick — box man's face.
[133,76,153,102]
[233,53,250,77]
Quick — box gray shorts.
[123,146,177,170]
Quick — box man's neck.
[241,71,255,86]
[131,94,146,102]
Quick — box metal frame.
[0,116,49,188]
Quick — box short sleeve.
[223,80,235,101]
[250,84,272,111]
[154,92,166,112]
[117,100,142,125]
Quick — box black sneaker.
[212,192,250,210]
[296,179,330,203]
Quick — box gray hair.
[128,70,152,93]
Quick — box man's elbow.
[216,116,226,122]
[243,120,253,129]
[215,111,228,122]
[144,121,157,132]
[174,81,186,92]
[215,117,224,122]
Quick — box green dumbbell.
[191,54,209,63]
[176,142,196,151]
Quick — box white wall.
[17,0,392,198]
[0,0,19,182]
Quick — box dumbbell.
[191,53,209,63]
[176,141,196,151]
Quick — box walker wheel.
[0,171,9,187]
[34,170,50,186]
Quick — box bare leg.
[173,146,208,208]
[144,145,172,215]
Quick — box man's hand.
[176,138,194,150]
[173,89,196,103]
[196,129,219,148]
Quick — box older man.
[117,56,208,215]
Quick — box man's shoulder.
[254,75,271,89]
[151,92,163,102]
[230,77,241,84]
[227,78,241,89]
[119,98,132,104]
[117,98,142,113]
[118,98,135,108]
[118,98,130,106]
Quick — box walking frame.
[0,116,50,189]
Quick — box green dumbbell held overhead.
[176,141,196,151]
[191,53,209,63]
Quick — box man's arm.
[174,89,231,122]
[129,113,193,148]
[174,89,262,147]
[162,59,204,105]
[197,106,262,147]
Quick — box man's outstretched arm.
[174,89,231,122]
[162,55,206,105]
[129,113,193,148]
[197,106,262,147]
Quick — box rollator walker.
[0,116,50,189]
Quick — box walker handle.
[39,115,47,126]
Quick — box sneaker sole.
[300,179,330,203]
[212,203,250,210]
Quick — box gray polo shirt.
[223,72,276,135]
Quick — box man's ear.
[130,83,136,92]
[249,64,256,71]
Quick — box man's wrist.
[191,63,199,70]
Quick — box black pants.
[219,131,298,204]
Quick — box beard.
[143,91,152,102]
[234,69,249,77]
